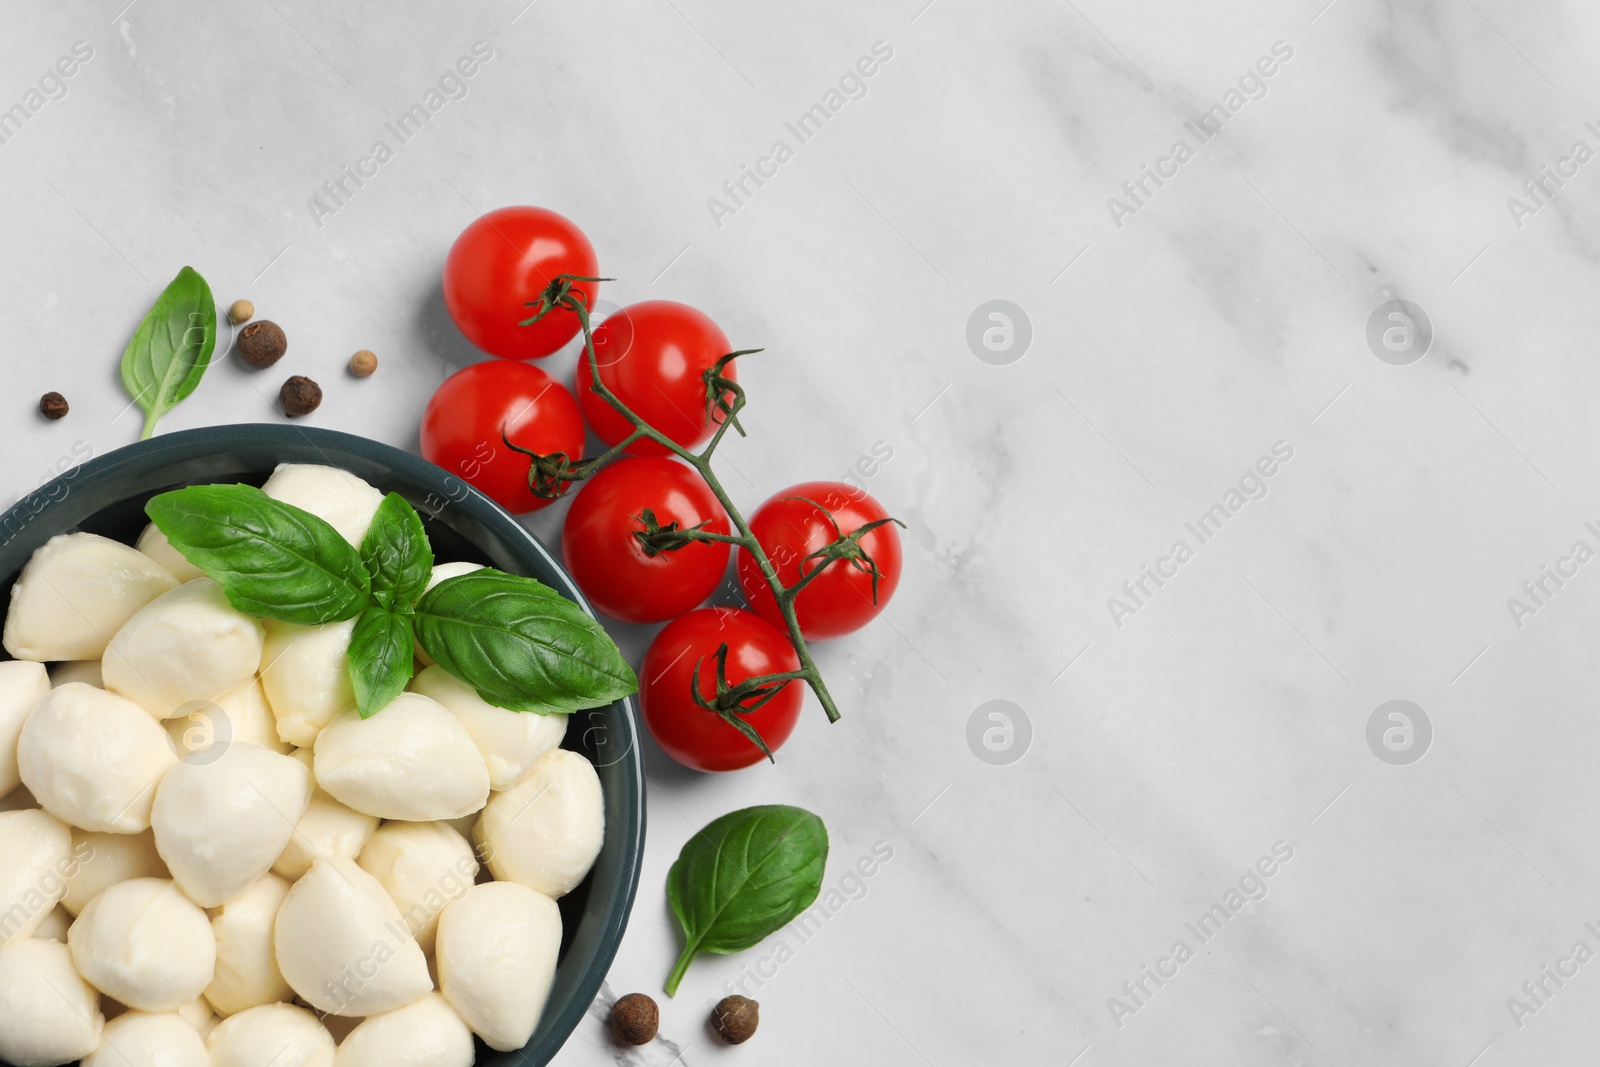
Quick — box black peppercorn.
[38,392,68,420]
[711,995,758,1044]
[280,375,322,418]
[237,320,287,369]
[609,992,658,1045]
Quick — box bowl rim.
[0,423,644,1064]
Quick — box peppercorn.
[608,993,658,1046]
[711,995,758,1044]
[237,320,287,369]
[228,299,255,325]
[279,376,322,418]
[38,392,68,420]
[348,350,378,378]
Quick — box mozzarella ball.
[173,996,216,1037]
[413,564,483,668]
[260,619,356,747]
[412,665,567,791]
[0,810,71,945]
[17,683,176,833]
[274,857,431,1017]
[103,579,265,720]
[204,872,292,1017]
[3,532,178,662]
[207,1003,335,1067]
[0,938,103,1066]
[436,881,561,1051]
[261,464,384,547]
[69,877,215,1011]
[62,829,168,915]
[47,659,102,687]
[335,993,474,1067]
[314,694,489,822]
[271,786,378,881]
[151,743,312,907]
[475,749,603,897]
[165,677,290,760]
[136,522,205,582]
[0,662,49,796]
[356,822,478,953]
[31,905,70,941]
[83,1011,208,1067]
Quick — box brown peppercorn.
[237,320,287,369]
[228,299,255,325]
[348,350,378,378]
[279,375,322,418]
[608,993,658,1046]
[711,995,758,1044]
[38,392,68,420]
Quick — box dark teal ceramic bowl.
[0,424,643,1066]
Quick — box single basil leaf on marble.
[412,569,637,714]
[664,804,829,997]
[120,266,217,440]
[360,492,433,609]
[145,484,373,625]
[347,606,414,718]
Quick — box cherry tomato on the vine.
[576,300,736,456]
[737,481,902,640]
[443,206,599,361]
[642,607,802,772]
[420,360,584,514]
[561,457,731,624]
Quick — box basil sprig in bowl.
[0,424,644,1067]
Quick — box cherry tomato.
[561,458,731,623]
[575,301,736,456]
[737,481,902,640]
[443,206,599,361]
[641,607,802,772]
[420,360,584,514]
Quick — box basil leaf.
[145,484,373,625]
[347,607,414,718]
[120,266,217,441]
[360,492,433,609]
[413,570,637,713]
[664,805,828,996]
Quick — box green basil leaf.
[413,569,637,714]
[120,266,217,440]
[360,492,433,609]
[664,804,828,996]
[145,484,373,625]
[347,607,414,718]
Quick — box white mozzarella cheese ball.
[260,619,356,747]
[436,881,561,1051]
[151,743,312,907]
[314,694,489,822]
[83,1011,209,1067]
[18,683,176,833]
[165,677,291,760]
[0,810,71,945]
[335,993,474,1067]
[0,662,49,796]
[47,659,102,687]
[271,785,378,881]
[413,563,482,667]
[135,521,205,582]
[356,822,478,954]
[62,829,167,915]
[0,938,103,1066]
[273,857,431,1017]
[207,1003,335,1067]
[2,532,178,662]
[261,464,384,547]
[474,749,603,897]
[31,905,71,941]
[412,665,567,791]
[204,872,293,1017]
[103,579,265,720]
[69,877,215,1011]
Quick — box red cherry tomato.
[443,206,599,361]
[420,361,584,514]
[737,481,902,640]
[641,607,801,772]
[561,458,731,623]
[575,301,735,456]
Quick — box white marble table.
[6,0,1600,1062]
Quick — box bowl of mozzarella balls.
[0,425,644,1067]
